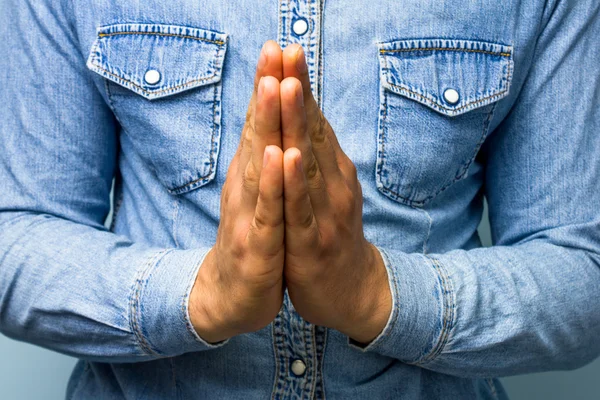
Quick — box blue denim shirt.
[1,0,599,399]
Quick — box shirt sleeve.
[351,0,600,377]
[0,0,225,362]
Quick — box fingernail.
[263,146,271,168]
[258,45,267,69]
[257,77,264,101]
[296,47,307,74]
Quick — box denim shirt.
[1,0,599,399]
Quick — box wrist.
[189,249,233,344]
[345,243,392,344]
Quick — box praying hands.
[189,41,392,346]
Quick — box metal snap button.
[443,88,460,105]
[291,359,306,376]
[144,69,161,85]
[292,18,309,36]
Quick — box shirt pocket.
[376,38,513,207]
[87,23,228,194]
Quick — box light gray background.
[1,205,599,399]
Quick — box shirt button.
[144,69,161,85]
[443,88,460,105]
[291,359,306,376]
[292,18,309,36]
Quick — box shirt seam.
[98,31,225,46]
[414,256,456,366]
[89,62,220,97]
[129,249,172,356]
[380,47,511,57]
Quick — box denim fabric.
[1,0,599,399]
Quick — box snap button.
[443,88,460,105]
[292,18,309,36]
[291,359,306,376]
[144,69,161,85]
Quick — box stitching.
[302,320,312,397]
[97,62,220,194]
[129,250,169,356]
[385,81,508,113]
[309,324,317,399]
[416,258,455,365]
[98,31,225,46]
[380,47,510,57]
[377,98,499,206]
[319,327,328,400]
[376,53,511,206]
[317,0,326,109]
[454,100,499,182]
[91,62,219,97]
[271,319,281,400]
[169,48,222,193]
[277,0,282,49]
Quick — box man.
[1,0,599,399]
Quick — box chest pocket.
[376,38,513,207]
[87,23,228,194]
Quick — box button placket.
[272,2,326,399]
[279,0,323,103]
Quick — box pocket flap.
[87,23,228,100]
[378,39,513,117]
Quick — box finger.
[238,41,283,169]
[282,44,317,117]
[248,145,285,258]
[280,77,330,212]
[282,45,345,179]
[239,76,282,208]
[283,148,320,254]
[251,76,282,179]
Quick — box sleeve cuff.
[132,247,229,357]
[348,247,453,365]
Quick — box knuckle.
[229,237,246,263]
[245,103,253,124]
[305,156,320,181]
[242,121,255,148]
[242,163,259,190]
[337,190,356,216]
[286,208,314,231]
[253,209,280,231]
[318,227,336,251]
[310,112,327,145]
[340,157,357,180]
[258,183,282,204]
[299,211,315,230]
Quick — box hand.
[189,41,286,343]
[279,44,392,344]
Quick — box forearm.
[360,228,600,378]
[0,211,219,362]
